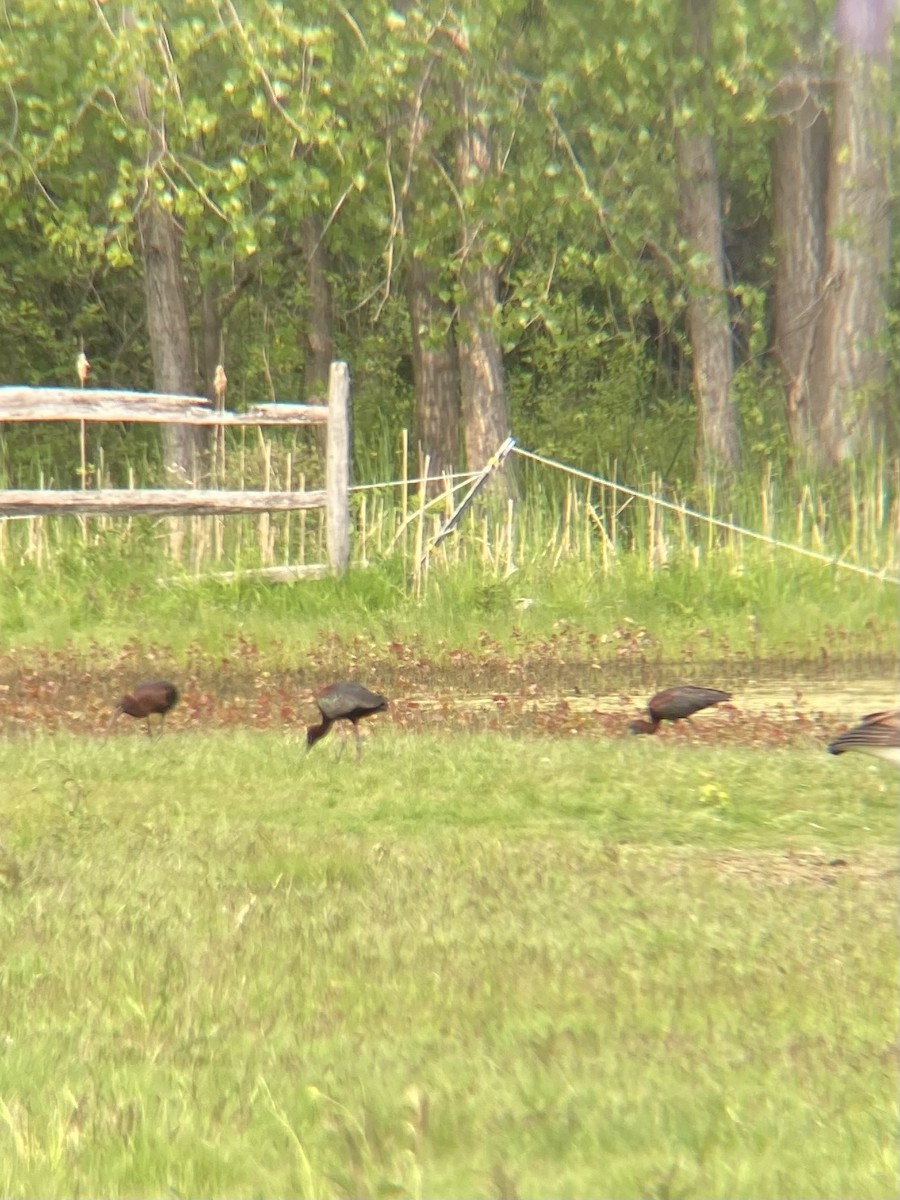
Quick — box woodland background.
[0,0,896,496]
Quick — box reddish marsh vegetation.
[0,631,892,750]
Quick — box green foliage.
[730,362,792,465]
[507,335,696,478]
[0,0,896,480]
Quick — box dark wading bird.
[628,685,732,736]
[108,680,179,738]
[306,682,388,761]
[827,708,900,767]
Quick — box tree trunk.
[300,215,334,458]
[673,0,739,481]
[457,263,511,475]
[200,283,223,405]
[674,129,739,478]
[455,90,513,486]
[126,7,202,485]
[401,55,463,492]
[807,8,891,464]
[301,215,334,404]
[407,255,460,489]
[138,199,204,482]
[771,70,828,451]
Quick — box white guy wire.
[350,470,479,494]
[512,445,898,585]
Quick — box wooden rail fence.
[0,360,352,575]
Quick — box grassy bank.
[0,546,896,668]
[0,731,896,1198]
[0,452,897,665]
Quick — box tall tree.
[770,10,828,452]
[454,82,513,478]
[398,47,462,485]
[138,199,201,477]
[126,7,206,481]
[301,215,334,405]
[672,0,739,479]
[407,254,461,484]
[806,0,892,463]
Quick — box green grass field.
[0,729,896,1198]
[0,480,897,1197]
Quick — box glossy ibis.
[307,682,388,761]
[628,685,732,735]
[827,708,900,766]
[108,680,179,738]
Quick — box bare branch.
[161,154,230,224]
[334,3,369,53]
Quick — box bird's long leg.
[353,723,362,762]
[335,725,346,761]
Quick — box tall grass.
[0,524,896,664]
[0,431,897,660]
[1,433,896,578]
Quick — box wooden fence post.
[326,361,351,574]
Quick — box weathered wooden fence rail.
[0,392,329,426]
[0,489,328,516]
[0,360,351,574]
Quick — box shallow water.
[411,678,898,718]
[725,678,897,718]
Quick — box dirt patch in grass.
[0,633,895,748]
[655,846,900,889]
